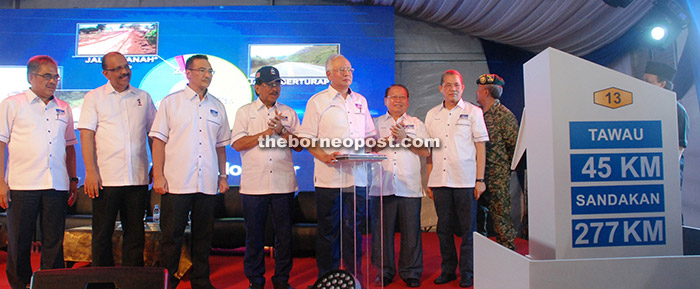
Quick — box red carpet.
[0,232,528,289]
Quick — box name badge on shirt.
[459,114,469,119]
[210,109,219,117]
[404,124,415,130]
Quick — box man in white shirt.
[371,84,429,288]
[426,70,489,288]
[0,55,78,289]
[78,51,157,267]
[297,54,376,281]
[231,66,300,289]
[150,54,231,289]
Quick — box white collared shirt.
[297,86,376,188]
[149,86,231,195]
[0,90,77,191]
[426,98,489,188]
[373,113,428,198]
[78,82,156,186]
[231,98,299,195]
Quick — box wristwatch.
[69,177,80,182]
[475,179,485,183]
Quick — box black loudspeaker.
[310,269,361,289]
[30,267,168,289]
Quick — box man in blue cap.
[232,66,300,289]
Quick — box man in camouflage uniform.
[475,73,518,250]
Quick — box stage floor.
[0,232,529,289]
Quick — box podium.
[474,47,700,288]
[325,153,386,289]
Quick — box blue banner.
[569,121,662,149]
[570,153,664,182]
[572,217,666,247]
[571,185,665,214]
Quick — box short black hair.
[384,84,409,98]
[440,69,463,85]
[27,55,57,75]
[185,54,209,69]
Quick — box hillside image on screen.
[250,44,338,78]
[77,22,158,56]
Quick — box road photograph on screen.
[76,22,158,56]
[249,44,339,78]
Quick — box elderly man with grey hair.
[297,54,376,282]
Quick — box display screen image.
[249,44,338,78]
[0,6,395,191]
[76,22,158,56]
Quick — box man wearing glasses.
[150,54,231,289]
[78,51,157,268]
[370,84,429,288]
[232,66,300,289]
[0,55,78,289]
[297,54,376,282]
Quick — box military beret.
[476,73,505,86]
[644,61,676,81]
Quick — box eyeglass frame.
[187,68,216,75]
[104,64,133,72]
[386,95,408,100]
[31,73,61,82]
[259,81,281,88]
[333,67,355,73]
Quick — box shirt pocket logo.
[55,108,68,124]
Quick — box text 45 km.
[570,153,663,182]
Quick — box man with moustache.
[78,51,157,267]
[150,54,231,289]
[0,55,78,289]
[232,66,300,289]
[297,54,376,281]
[371,84,429,288]
[425,70,488,288]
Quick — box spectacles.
[188,68,215,75]
[334,67,354,73]
[260,81,280,88]
[32,73,61,81]
[387,95,407,100]
[104,64,132,72]
[442,83,462,89]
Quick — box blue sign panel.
[571,184,665,215]
[570,153,663,182]
[572,217,666,247]
[569,121,662,149]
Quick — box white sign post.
[474,47,700,289]
[526,47,682,260]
